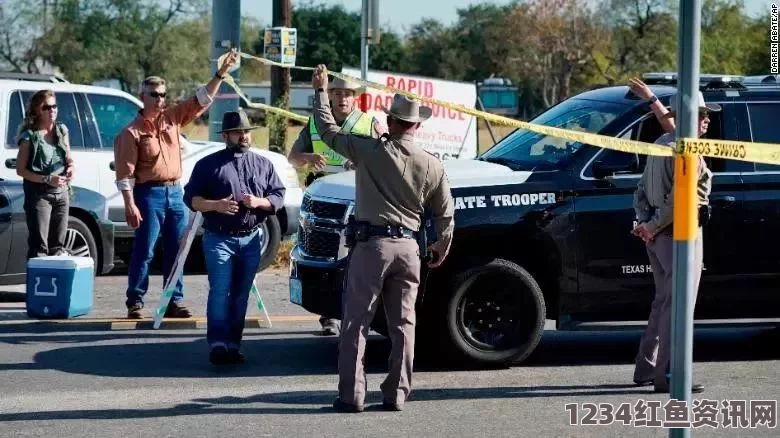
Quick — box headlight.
[283,166,300,188]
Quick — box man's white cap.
[663,90,722,118]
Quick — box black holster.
[698,204,711,227]
[345,217,369,248]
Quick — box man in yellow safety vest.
[288,75,385,336]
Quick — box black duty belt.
[365,224,417,239]
[348,221,417,239]
[207,224,261,237]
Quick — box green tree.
[36,0,208,94]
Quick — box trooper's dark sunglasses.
[42,104,57,111]
[148,91,167,98]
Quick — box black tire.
[257,215,281,272]
[440,258,546,366]
[65,216,99,274]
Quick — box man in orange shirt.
[114,49,239,319]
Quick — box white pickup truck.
[0,75,302,272]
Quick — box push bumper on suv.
[288,193,353,318]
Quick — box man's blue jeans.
[203,228,263,350]
[125,184,189,309]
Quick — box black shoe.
[165,302,192,318]
[228,349,245,364]
[633,378,653,387]
[209,346,231,366]
[127,304,144,319]
[332,398,364,413]
[321,319,340,336]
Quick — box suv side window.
[13,91,85,149]
[585,113,662,177]
[748,103,780,171]
[587,104,739,176]
[86,93,139,149]
[5,92,23,147]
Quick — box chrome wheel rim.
[64,228,90,258]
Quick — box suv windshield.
[480,98,631,171]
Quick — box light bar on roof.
[642,72,744,84]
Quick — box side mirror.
[592,157,639,179]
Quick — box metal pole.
[208,0,241,141]
[670,0,701,436]
[359,0,369,111]
[360,0,369,81]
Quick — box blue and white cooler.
[26,256,94,319]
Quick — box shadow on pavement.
[0,383,651,422]
[0,327,776,378]
[0,291,25,302]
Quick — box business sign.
[341,67,478,160]
[263,27,297,66]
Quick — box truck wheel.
[442,259,545,366]
[65,216,99,274]
[257,215,281,272]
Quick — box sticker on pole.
[263,27,297,67]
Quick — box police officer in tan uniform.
[310,65,454,413]
[288,76,385,336]
[631,91,717,394]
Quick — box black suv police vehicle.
[288,73,780,367]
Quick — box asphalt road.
[0,270,778,436]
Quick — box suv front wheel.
[441,258,546,366]
[65,216,99,274]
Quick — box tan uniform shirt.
[312,90,455,249]
[113,88,212,188]
[633,132,713,234]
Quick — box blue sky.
[240,0,770,35]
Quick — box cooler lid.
[27,256,94,269]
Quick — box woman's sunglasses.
[42,104,57,111]
[148,91,166,98]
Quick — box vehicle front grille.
[302,193,348,219]
[298,194,352,260]
[299,227,342,258]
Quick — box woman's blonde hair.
[20,89,55,133]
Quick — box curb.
[0,315,321,332]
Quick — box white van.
[0,75,303,272]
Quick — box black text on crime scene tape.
[454,192,557,210]
[681,140,747,159]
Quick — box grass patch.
[271,239,296,270]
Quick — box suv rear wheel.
[440,259,546,366]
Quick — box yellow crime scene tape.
[217,51,780,166]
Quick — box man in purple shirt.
[184,110,286,365]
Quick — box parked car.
[288,72,780,367]
[0,74,302,271]
[0,179,114,285]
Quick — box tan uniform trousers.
[634,227,703,389]
[338,236,421,407]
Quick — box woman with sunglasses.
[14,89,74,259]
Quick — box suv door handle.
[4,158,16,169]
[712,195,736,202]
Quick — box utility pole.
[270,0,292,148]
[208,0,241,141]
[359,0,380,111]
[670,1,701,437]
